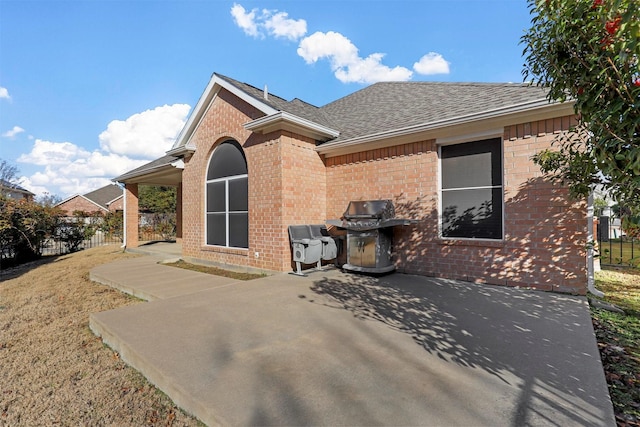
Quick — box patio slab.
[89,257,615,426]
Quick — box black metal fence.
[1,212,176,270]
[596,215,638,267]
[39,230,123,256]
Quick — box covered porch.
[113,155,185,250]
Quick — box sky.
[0,0,533,199]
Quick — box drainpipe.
[120,183,127,250]
[587,193,604,297]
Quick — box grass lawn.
[592,267,640,426]
[599,239,640,268]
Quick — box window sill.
[437,238,505,248]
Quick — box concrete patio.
[89,249,615,426]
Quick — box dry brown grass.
[0,246,201,426]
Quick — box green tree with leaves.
[139,185,176,213]
[522,0,640,210]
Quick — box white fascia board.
[317,99,574,157]
[170,158,185,169]
[105,194,123,206]
[169,74,279,152]
[244,111,340,141]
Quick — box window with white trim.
[440,137,503,239]
[205,140,248,248]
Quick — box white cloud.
[264,11,307,41]
[230,4,451,85]
[18,139,91,165]
[18,140,148,197]
[18,176,50,198]
[17,103,190,199]
[297,31,413,84]
[231,3,260,38]
[2,126,25,138]
[413,52,450,75]
[231,3,307,41]
[98,104,190,158]
[0,86,10,101]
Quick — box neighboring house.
[56,184,123,216]
[0,179,35,201]
[115,73,589,294]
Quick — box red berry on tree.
[605,16,622,35]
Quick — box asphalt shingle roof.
[0,179,33,195]
[215,73,337,129]
[319,82,550,143]
[215,74,551,144]
[83,184,122,209]
[115,74,555,182]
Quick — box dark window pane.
[206,181,226,212]
[206,213,226,246]
[441,138,501,189]
[442,188,502,239]
[229,177,248,211]
[207,141,247,180]
[229,213,248,248]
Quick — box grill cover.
[343,200,395,220]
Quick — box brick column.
[176,182,183,242]
[125,183,139,248]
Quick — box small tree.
[0,196,64,265]
[101,211,124,242]
[522,0,640,210]
[0,159,21,197]
[56,210,100,253]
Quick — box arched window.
[205,140,248,248]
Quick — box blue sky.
[0,0,532,199]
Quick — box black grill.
[327,200,415,274]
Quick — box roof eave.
[113,159,184,185]
[317,99,575,157]
[166,145,195,157]
[244,111,340,142]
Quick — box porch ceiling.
[120,167,182,186]
[113,155,183,186]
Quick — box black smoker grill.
[327,200,415,274]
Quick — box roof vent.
[263,85,268,100]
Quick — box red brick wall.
[324,115,587,294]
[180,86,586,293]
[108,197,123,212]
[125,184,139,248]
[57,195,106,216]
[180,88,326,271]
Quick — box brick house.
[115,73,591,294]
[56,184,123,216]
[0,179,35,201]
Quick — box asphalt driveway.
[90,258,615,426]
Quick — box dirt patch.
[0,246,202,426]
[164,260,266,281]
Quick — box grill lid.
[343,200,395,221]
